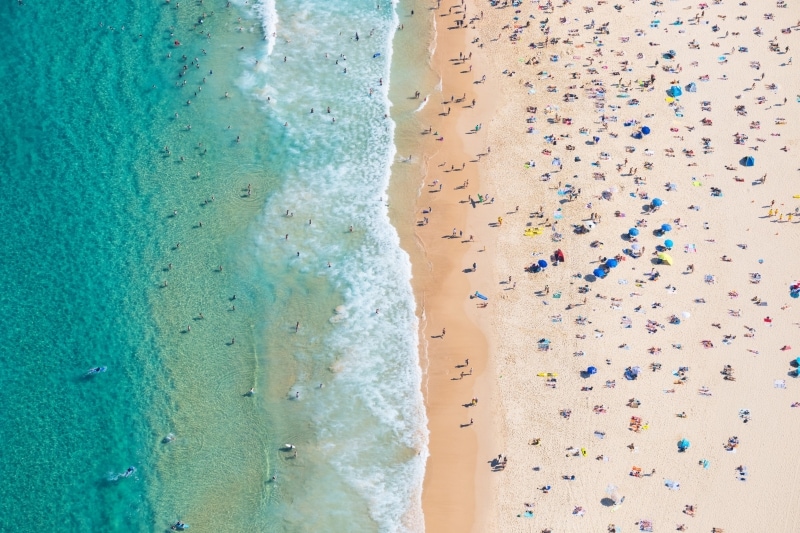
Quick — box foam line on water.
[256,0,278,56]
[245,0,428,530]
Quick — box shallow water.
[0,0,432,531]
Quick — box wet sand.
[404,4,502,532]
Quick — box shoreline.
[390,4,502,531]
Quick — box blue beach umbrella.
[587,366,598,375]
[792,290,800,299]
[628,227,639,237]
[661,223,672,232]
[641,126,651,135]
[678,438,690,451]
[664,239,674,249]
[593,268,606,278]
[651,198,663,207]
[606,258,619,268]
[538,259,548,268]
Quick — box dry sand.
[409,0,800,532]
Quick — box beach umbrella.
[593,136,600,144]
[632,132,643,139]
[593,268,606,278]
[651,198,663,207]
[792,290,800,299]
[658,252,673,265]
[682,311,691,319]
[661,223,672,232]
[678,438,690,451]
[743,156,755,167]
[538,259,548,268]
[628,227,639,236]
[668,85,683,97]
[606,258,619,268]
[641,126,651,135]
[587,366,598,375]
[664,239,674,249]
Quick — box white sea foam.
[245,1,427,531]
[256,0,278,56]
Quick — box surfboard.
[474,292,488,300]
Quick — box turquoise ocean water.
[0,0,433,531]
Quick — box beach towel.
[774,380,787,389]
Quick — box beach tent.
[664,239,674,249]
[555,249,565,263]
[686,82,697,92]
[658,252,673,265]
[629,227,640,237]
[678,438,690,452]
[668,85,683,97]
[742,156,755,167]
[661,223,672,232]
[641,126,651,135]
[606,258,619,268]
[651,198,663,207]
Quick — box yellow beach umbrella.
[658,252,673,265]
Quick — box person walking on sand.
[441,328,446,337]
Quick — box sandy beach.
[411,0,800,531]
[406,3,506,532]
